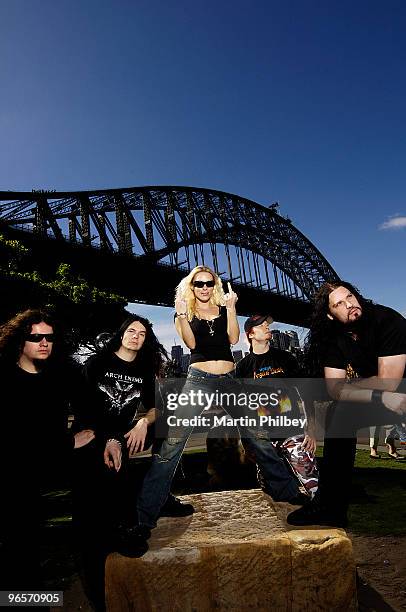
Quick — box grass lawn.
[348,448,406,535]
[44,448,406,536]
[313,446,406,535]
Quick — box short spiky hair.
[0,308,56,364]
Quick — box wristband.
[371,389,383,404]
[106,438,122,447]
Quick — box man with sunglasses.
[0,308,94,592]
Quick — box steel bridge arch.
[0,185,339,302]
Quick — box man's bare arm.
[142,407,159,425]
[325,354,406,399]
[325,357,406,416]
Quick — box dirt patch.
[350,534,406,611]
[51,577,92,612]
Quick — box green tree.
[0,233,128,348]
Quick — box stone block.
[105,489,357,611]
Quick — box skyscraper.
[286,330,300,349]
[171,344,183,365]
[232,349,243,363]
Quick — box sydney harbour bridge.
[0,186,339,326]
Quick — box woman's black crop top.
[188,307,234,364]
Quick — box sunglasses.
[25,334,55,343]
[193,280,215,288]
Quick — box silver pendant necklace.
[206,318,215,336]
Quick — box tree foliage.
[0,233,129,348]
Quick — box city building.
[270,329,302,353]
[232,349,243,363]
[286,330,300,350]
[270,329,290,350]
[171,344,183,365]
[180,353,190,373]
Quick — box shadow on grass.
[349,469,405,536]
[311,447,406,536]
[348,449,406,536]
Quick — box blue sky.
[1,0,405,350]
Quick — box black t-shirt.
[1,362,76,489]
[189,307,234,364]
[323,304,406,380]
[80,352,155,441]
[236,347,303,420]
[236,347,300,379]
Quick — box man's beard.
[346,308,363,330]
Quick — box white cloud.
[379,215,406,230]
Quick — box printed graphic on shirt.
[253,365,294,415]
[105,372,143,383]
[254,366,285,379]
[345,364,359,380]
[257,392,292,416]
[98,371,144,415]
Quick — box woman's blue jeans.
[137,367,300,528]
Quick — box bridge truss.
[0,186,338,306]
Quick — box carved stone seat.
[106,489,357,611]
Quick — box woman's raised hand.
[224,282,238,310]
[175,298,187,316]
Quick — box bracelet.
[176,312,187,318]
[106,438,122,447]
[371,389,383,404]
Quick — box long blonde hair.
[175,266,226,321]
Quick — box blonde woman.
[174,265,239,374]
[121,267,307,557]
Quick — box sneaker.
[114,525,150,558]
[286,500,348,528]
[159,494,195,517]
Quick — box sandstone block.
[106,489,357,611]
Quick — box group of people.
[1,264,405,605]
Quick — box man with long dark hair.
[287,281,406,527]
[0,309,94,591]
[74,314,193,556]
